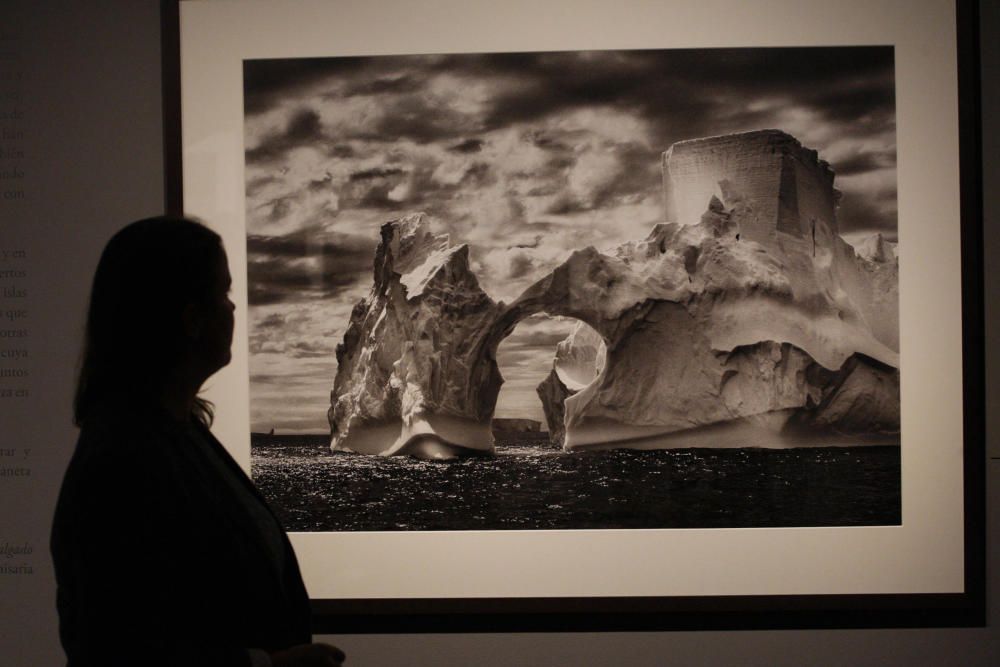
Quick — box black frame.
[160,0,986,632]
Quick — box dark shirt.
[51,404,311,667]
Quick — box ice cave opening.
[491,314,606,446]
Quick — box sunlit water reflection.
[251,434,900,531]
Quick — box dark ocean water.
[251,433,900,531]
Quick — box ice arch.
[489,314,607,447]
[327,209,898,459]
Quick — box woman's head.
[74,216,234,425]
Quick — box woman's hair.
[74,216,224,426]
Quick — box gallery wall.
[0,1,996,665]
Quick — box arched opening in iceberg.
[491,314,606,448]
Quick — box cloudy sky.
[243,46,896,434]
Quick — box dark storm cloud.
[246,53,457,114]
[449,138,484,154]
[544,196,586,215]
[343,167,418,213]
[339,72,424,97]
[831,150,896,177]
[808,84,895,125]
[459,47,894,149]
[248,54,488,144]
[651,47,892,96]
[247,174,278,192]
[251,194,307,225]
[246,229,375,305]
[525,178,565,198]
[244,57,372,114]
[460,162,495,187]
[507,254,534,279]
[257,313,286,329]
[369,96,476,144]
[307,175,334,192]
[649,47,894,146]
[330,144,355,158]
[460,51,626,121]
[350,167,406,181]
[837,190,897,238]
[256,196,292,223]
[543,141,659,215]
[287,108,322,140]
[245,46,897,242]
[525,129,574,153]
[247,46,893,152]
[592,143,661,205]
[510,237,541,249]
[246,108,326,164]
[356,187,406,211]
[347,161,497,216]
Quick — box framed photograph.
[165,0,984,630]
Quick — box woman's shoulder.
[54,405,211,538]
[71,403,191,475]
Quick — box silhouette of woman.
[51,217,344,667]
